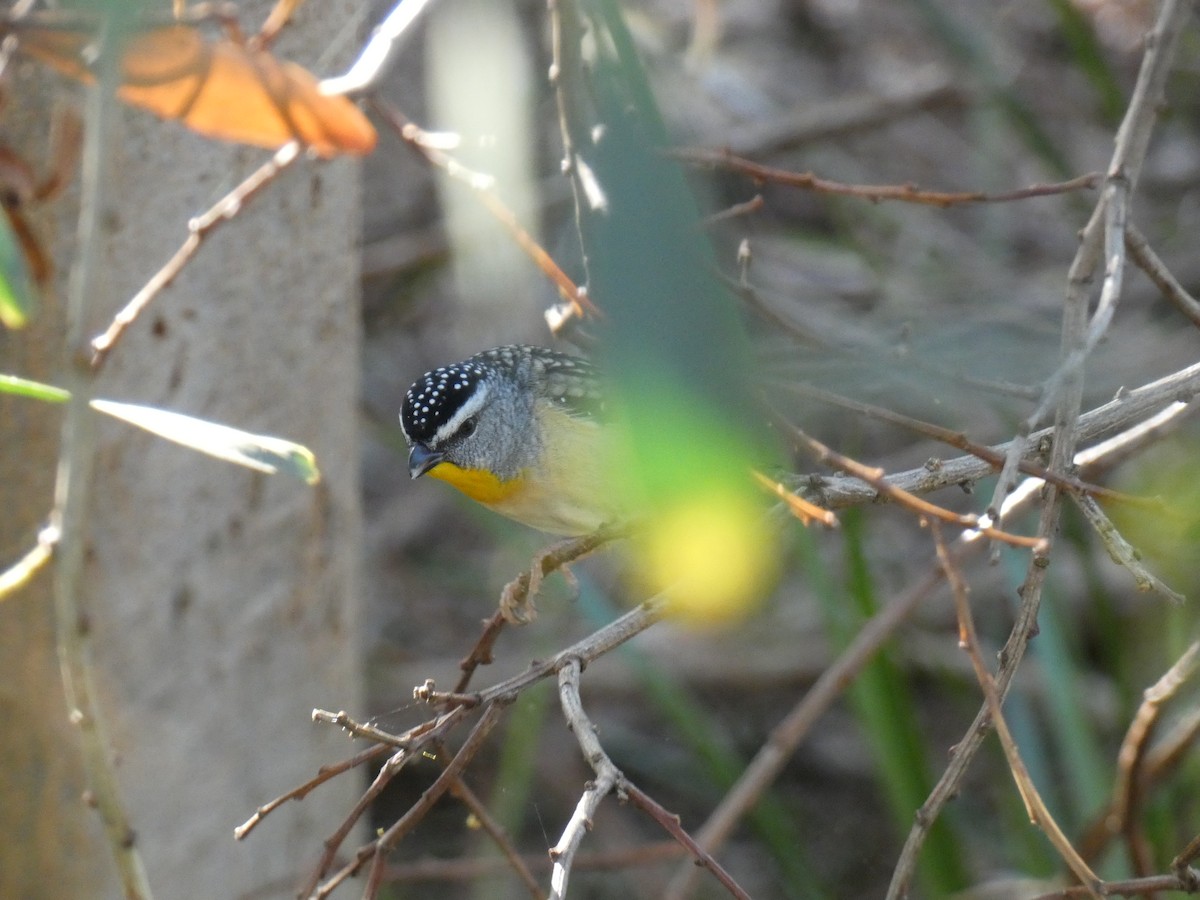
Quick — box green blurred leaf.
[1046,0,1125,124]
[0,373,70,403]
[0,215,38,329]
[90,399,320,484]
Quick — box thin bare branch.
[1071,493,1184,603]
[446,776,542,900]
[52,26,153,899]
[791,361,1200,511]
[1110,642,1200,877]
[781,418,1047,549]
[932,521,1101,896]
[1125,222,1200,329]
[670,146,1101,207]
[234,743,389,841]
[986,0,1193,516]
[89,141,302,370]
[548,658,621,900]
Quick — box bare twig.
[370,98,597,325]
[986,0,1192,517]
[622,782,750,900]
[932,521,1101,896]
[89,141,302,370]
[548,658,622,899]
[456,523,634,691]
[888,390,1196,897]
[0,522,55,601]
[357,702,508,899]
[790,361,1200,511]
[234,744,389,841]
[52,22,153,899]
[1171,833,1200,888]
[1110,642,1200,877]
[1071,493,1184,603]
[1031,871,1200,899]
[499,521,633,624]
[780,418,1047,549]
[1125,222,1200,329]
[1079,707,1200,864]
[446,776,542,899]
[297,707,471,897]
[782,382,1150,508]
[671,147,1101,207]
[383,840,685,882]
[663,548,961,900]
[553,658,750,900]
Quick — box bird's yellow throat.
[427,461,523,504]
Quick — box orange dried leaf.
[118,26,376,157]
[15,23,376,157]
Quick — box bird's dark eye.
[458,417,478,439]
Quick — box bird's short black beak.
[408,443,444,479]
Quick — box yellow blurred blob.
[639,490,778,626]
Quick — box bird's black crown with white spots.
[400,356,490,445]
[400,346,603,446]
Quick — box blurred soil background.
[356,1,1200,897]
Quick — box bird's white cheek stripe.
[432,383,491,445]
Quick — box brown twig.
[663,547,964,900]
[887,385,1196,898]
[88,141,301,370]
[932,521,1101,896]
[670,146,1101,207]
[622,782,750,900]
[1171,833,1200,888]
[1078,707,1200,864]
[445,774,542,899]
[699,194,764,226]
[1110,642,1200,878]
[751,469,839,527]
[369,97,598,325]
[782,361,1200,512]
[308,705,507,899]
[780,418,1047,550]
[297,707,471,897]
[455,522,634,693]
[350,702,509,900]
[1031,871,1200,899]
[1125,222,1200,329]
[499,521,634,624]
[234,743,388,841]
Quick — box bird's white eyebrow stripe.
[431,382,490,445]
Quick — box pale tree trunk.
[0,4,365,898]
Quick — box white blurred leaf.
[90,399,320,484]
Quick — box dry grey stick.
[807,359,1200,509]
[1071,493,1185,603]
[549,658,622,900]
[986,0,1193,518]
[553,658,750,900]
[1125,223,1200,329]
